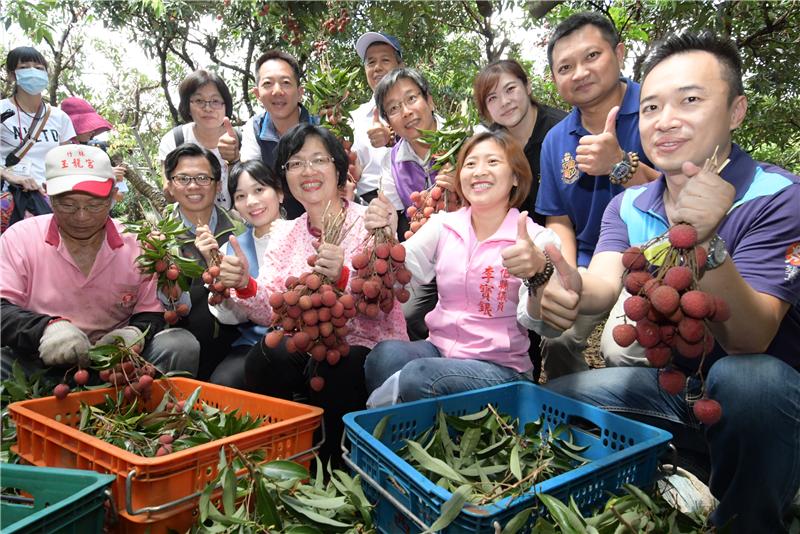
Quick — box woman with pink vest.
[363,129,562,403]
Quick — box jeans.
[364,340,530,403]
[1,327,200,382]
[545,355,800,533]
[402,280,438,341]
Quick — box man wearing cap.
[0,144,200,380]
[351,32,403,206]
[61,96,128,199]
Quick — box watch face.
[610,161,631,181]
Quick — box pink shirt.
[230,202,408,348]
[0,215,162,343]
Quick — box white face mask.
[15,67,49,95]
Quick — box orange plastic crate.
[8,377,322,532]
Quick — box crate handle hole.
[565,415,602,439]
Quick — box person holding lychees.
[541,32,800,532]
[363,129,562,405]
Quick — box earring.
[279,205,288,219]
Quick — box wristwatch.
[704,234,728,270]
[523,251,555,295]
[609,151,640,185]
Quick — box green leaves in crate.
[194,447,375,533]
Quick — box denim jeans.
[364,339,530,403]
[545,355,800,533]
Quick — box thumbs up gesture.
[367,107,392,148]
[576,106,624,176]
[218,236,250,290]
[501,212,547,280]
[217,117,240,164]
[540,244,583,331]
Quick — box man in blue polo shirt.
[536,12,659,378]
[541,31,800,532]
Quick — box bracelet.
[523,251,554,296]
[234,277,258,299]
[336,265,350,291]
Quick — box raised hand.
[367,107,392,148]
[194,224,219,265]
[540,243,583,331]
[217,117,240,164]
[364,191,398,233]
[671,160,735,244]
[575,105,624,176]
[314,243,345,281]
[501,211,547,280]
[434,162,457,192]
[218,235,250,290]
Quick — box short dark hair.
[254,50,302,85]
[5,46,48,73]
[164,143,221,183]
[228,160,282,201]
[642,31,744,104]
[455,130,532,209]
[373,67,432,122]
[547,12,619,68]
[274,123,349,190]
[473,60,539,122]
[178,69,233,123]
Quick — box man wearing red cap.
[0,144,200,380]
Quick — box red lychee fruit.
[309,376,325,392]
[390,244,406,262]
[650,286,680,315]
[675,336,705,359]
[622,246,647,271]
[678,317,705,343]
[693,398,722,425]
[612,324,637,347]
[623,296,650,321]
[624,271,653,295]
[681,290,711,319]
[635,320,660,348]
[658,368,686,395]
[645,345,672,368]
[53,383,70,400]
[158,433,173,445]
[73,369,89,386]
[264,330,284,348]
[642,278,662,298]
[663,266,693,292]
[668,224,697,249]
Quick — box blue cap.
[355,32,402,61]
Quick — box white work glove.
[95,326,144,351]
[38,321,91,367]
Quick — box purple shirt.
[596,144,800,370]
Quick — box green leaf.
[422,484,471,533]
[183,386,202,413]
[459,427,481,459]
[510,443,522,482]
[222,466,236,515]
[538,494,586,533]
[372,414,390,440]
[254,476,282,530]
[502,507,533,534]
[406,440,467,484]
[262,460,309,481]
[280,494,353,527]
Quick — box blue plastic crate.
[1,463,115,534]
[343,381,672,533]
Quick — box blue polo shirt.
[596,144,800,371]
[536,79,649,267]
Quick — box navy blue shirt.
[536,79,650,267]
[597,144,800,371]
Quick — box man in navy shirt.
[541,31,800,532]
[536,12,659,378]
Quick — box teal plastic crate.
[342,381,672,533]
[1,463,115,534]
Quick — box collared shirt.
[0,214,162,343]
[350,98,392,197]
[536,79,650,267]
[597,144,800,370]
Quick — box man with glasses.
[0,144,200,381]
[163,143,242,380]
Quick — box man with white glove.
[0,145,200,381]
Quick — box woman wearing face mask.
[158,69,239,209]
[1,47,76,230]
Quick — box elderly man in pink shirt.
[0,144,199,380]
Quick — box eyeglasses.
[385,92,422,117]
[170,174,215,187]
[52,200,110,214]
[189,98,225,110]
[283,156,335,174]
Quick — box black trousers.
[244,338,369,467]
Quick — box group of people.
[1,12,797,533]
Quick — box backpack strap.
[172,125,185,147]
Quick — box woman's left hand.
[434,162,456,192]
[501,212,546,279]
[314,243,345,281]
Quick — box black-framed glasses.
[170,174,215,187]
[283,156,335,174]
[52,200,110,214]
[189,98,225,109]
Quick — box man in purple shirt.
[539,32,799,532]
